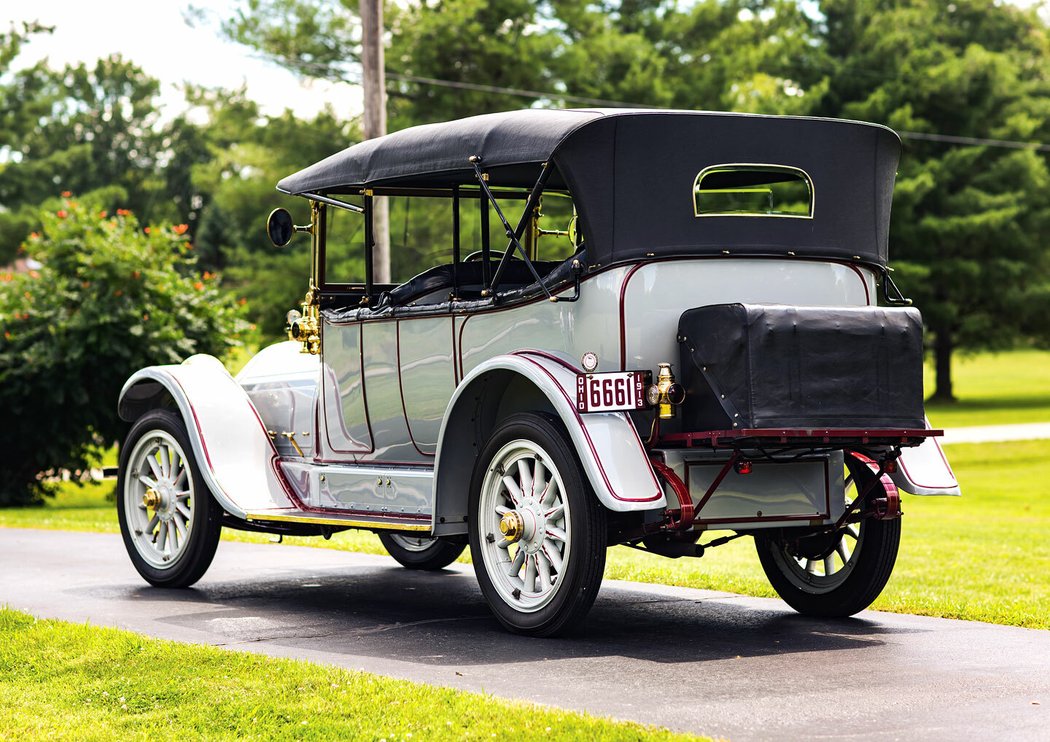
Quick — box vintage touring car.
[116,109,959,636]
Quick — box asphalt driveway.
[1,528,1047,740]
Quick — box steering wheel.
[463,249,513,262]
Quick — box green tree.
[0,22,54,263]
[814,0,1050,400]
[0,199,243,505]
[386,0,565,122]
[220,0,566,126]
[659,1,827,113]
[177,86,356,335]
[188,87,353,264]
[0,42,169,262]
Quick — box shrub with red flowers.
[0,201,244,505]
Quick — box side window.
[693,164,813,218]
[319,188,581,304]
[321,195,454,290]
[388,196,455,283]
[323,199,366,288]
[319,194,474,300]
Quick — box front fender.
[432,350,665,534]
[118,354,296,519]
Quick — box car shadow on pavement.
[106,563,928,668]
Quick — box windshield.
[321,190,580,290]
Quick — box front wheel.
[469,413,607,637]
[377,532,465,570]
[117,409,223,588]
[755,457,901,617]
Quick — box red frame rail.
[657,427,942,449]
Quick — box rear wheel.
[755,456,900,617]
[469,413,606,637]
[377,532,465,570]
[117,410,223,588]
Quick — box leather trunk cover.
[676,304,925,430]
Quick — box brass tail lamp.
[647,362,686,419]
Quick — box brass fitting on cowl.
[287,288,321,355]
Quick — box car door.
[397,314,456,456]
[319,317,373,457]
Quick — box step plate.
[244,508,431,532]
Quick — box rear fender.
[432,350,666,535]
[118,354,296,519]
[892,430,961,496]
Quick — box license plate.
[576,371,651,413]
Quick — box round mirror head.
[567,213,579,246]
[267,208,294,247]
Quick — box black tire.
[116,409,224,588]
[468,412,607,637]
[755,457,901,617]
[377,532,465,570]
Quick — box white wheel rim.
[389,534,438,553]
[478,439,571,613]
[123,431,196,569]
[769,470,868,594]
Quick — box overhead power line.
[895,130,1050,154]
[384,71,637,108]
[268,54,1050,155]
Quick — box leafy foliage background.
[0,201,241,504]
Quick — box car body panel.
[659,448,847,529]
[397,316,456,455]
[236,341,319,459]
[319,322,373,456]
[619,260,874,371]
[119,254,955,534]
[279,459,433,517]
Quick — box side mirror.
[266,208,295,247]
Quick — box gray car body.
[219,257,877,534]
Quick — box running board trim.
[244,510,431,532]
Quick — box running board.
[244,508,431,532]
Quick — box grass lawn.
[3,439,1047,631]
[0,608,698,741]
[924,349,1050,428]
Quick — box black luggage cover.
[676,304,925,431]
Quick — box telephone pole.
[360,0,390,283]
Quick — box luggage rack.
[651,428,942,532]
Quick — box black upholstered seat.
[376,258,565,308]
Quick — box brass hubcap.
[143,488,161,509]
[499,511,525,543]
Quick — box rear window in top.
[693,165,813,218]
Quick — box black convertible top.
[277,108,601,193]
[278,109,902,267]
